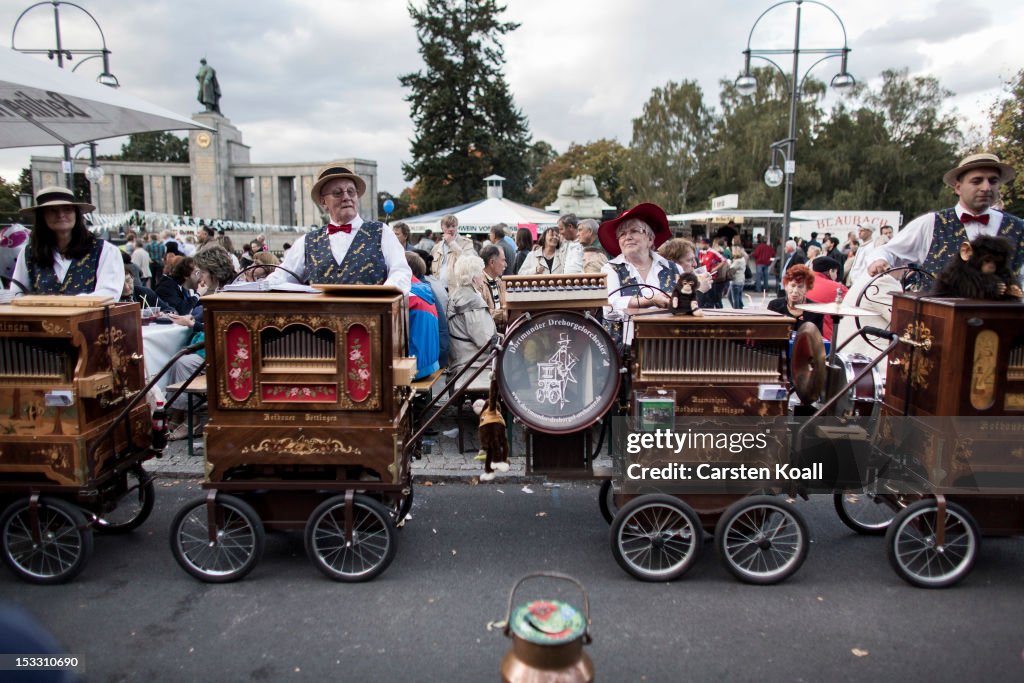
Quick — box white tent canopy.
[402,196,559,234]
[0,48,210,149]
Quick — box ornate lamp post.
[11,1,119,190]
[736,0,854,253]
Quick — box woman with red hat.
[10,186,124,299]
[598,203,678,346]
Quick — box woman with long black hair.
[10,186,123,298]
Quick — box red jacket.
[806,272,848,339]
[752,243,775,266]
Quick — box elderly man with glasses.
[267,163,411,292]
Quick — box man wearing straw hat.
[268,163,411,292]
[867,153,1023,280]
[9,185,124,299]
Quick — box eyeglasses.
[617,227,648,239]
[321,188,359,199]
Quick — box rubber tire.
[610,494,703,581]
[885,499,979,589]
[598,480,618,525]
[96,467,156,535]
[170,494,264,583]
[834,491,898,536]
[715,495,809,585]
[305,494,397,582]
[0,496,93,584]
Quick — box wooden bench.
[409,367,447,396]
[166,375,208,457]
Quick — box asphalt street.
[1,482,1022,682]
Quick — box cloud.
[1,0,1020,200]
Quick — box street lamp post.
[736,0,854,255]
[11,1,119,190]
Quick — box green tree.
[112,131,189,163]
[805,69,961,218]
[528,139,631,210]
[523,140,557,198]
[625,80,714,212]
[989,68,1024,216]
[694,67,826,212]
[400,0,532,213]
[0,169,32,222]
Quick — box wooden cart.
[0,299,156,583]
[168,288,417,583]
[876,293,1024,587]
[602,311,811,584]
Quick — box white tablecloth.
[141,323,191,391]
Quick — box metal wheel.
[170,494,264,583]
[598,480,618,525]
[610,494,702,581]
[1,496,93,584]
[834,491,899,535]
[95,467,156,535]
[885,499,979,588]
[715,496,809,585]
[305,494,397,582]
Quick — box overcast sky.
[2,0,1021,201]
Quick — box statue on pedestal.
[196,58,222,114]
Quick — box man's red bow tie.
[327,223,352,235]
[961,213,989,225]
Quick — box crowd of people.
[5,152,1022,425]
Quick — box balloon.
[383,199,395,214]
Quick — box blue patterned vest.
[26,239,104,294]
[303,221,388,285]
[922,208,1024,277]
[604,258,679,346]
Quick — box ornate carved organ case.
[879,294,1024,510]
[0,301,148,486]
[200,290,411,484]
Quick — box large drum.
[831,352,883,418]
[498,311,620,434]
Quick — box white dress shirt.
[873,204,1006,269]
[268,215,411,293]
[11,240,125,300]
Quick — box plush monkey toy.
[475,376,509,482]
[931,236,1023,300]
[670,273,704,316]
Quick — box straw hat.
[309,162,367,202]
[942,153,1016,188]
[19,186,95,217]
[597,203,672,257]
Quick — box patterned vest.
[26,239,104,294]
[303,221,388,285]
[604,258,680,346]
[922,208,1024,277]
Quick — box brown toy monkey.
[670,272,704,316]
[931,236,1023,300]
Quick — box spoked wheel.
[834,491,899,535]
[170,494,264,583]
[95,467,156,535]
[885,499,979,588]
[0,496,93,584]
[610,494,703,581]
[598,480,618,525]
[715,496,809,585]
[305,494,397,582]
